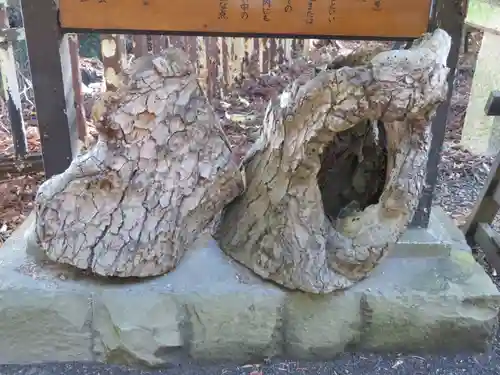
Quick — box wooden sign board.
[59,0,433,39]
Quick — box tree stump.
[215,29,452,294]
[31,49,244,277]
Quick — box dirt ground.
[0,100,42,244]
[0,31,493,262]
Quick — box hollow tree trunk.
[30,49,244,277]
[215,29,451,294]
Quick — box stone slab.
[461,31,500,155]
[0,208,499,366]
[353,253,500,352]
[466,0,500,34]
[394,206,470,257]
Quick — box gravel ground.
[433,31,494,228]
[1,348,500,375]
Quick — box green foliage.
[78,33,102,59]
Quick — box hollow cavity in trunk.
[318,120,387,223]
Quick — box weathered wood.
[151,35,166,54]
[68,34,87,143]
[215,29,452,293]
[461,32,500,155]
[30,49,244,277]
[100,34,128,91]
[463,151,500,236]
[462,88,500,272]
[493,183,500,206]
[59,0,433,39]
[0,0,27,158]
[461,0,500,154]
[133,35,148,57]
[486,91,500,116]
[0,153,44,174]
[474,223,500,274]
[0,27,25,43]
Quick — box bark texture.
[215,29,452,294]
[31,48,244,277]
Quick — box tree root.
[215,29,451,293]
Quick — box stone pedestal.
[0,207,498,366]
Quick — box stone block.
[0,208,498,366]
[284,292,362,358]
[394,206,470,257]
[0,215,93,364]
[167,236,286,361]
[184,290,284,361]
[353,253,500,352]
[92,291,183,366]
[0,287,93,364]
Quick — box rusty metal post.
[411,0,466,227]
[100,34,128,92]
[0,0,26,158]
[21,0,77,177]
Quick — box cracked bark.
[215,29,452,294]
[31,49,244,277]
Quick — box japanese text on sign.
[62,0,432,40]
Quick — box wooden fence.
[463,91,500,272]
[99,34,311,97]
[0,28,310,172]
[0,0,44,172]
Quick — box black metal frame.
[19,0,466,228]
[60,30,420,43]
[20,0,78,178]
[411,0,466,227]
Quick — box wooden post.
[151,35,165,54]
[100,34,128,92]
[68,34,87,143]
[0,0,27,158]
[462,150,500,273]
[133,35,148,57]
[21,0,77,177]
[461,90,500,274]
[463,91,500,236]
[486,91,500,116]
